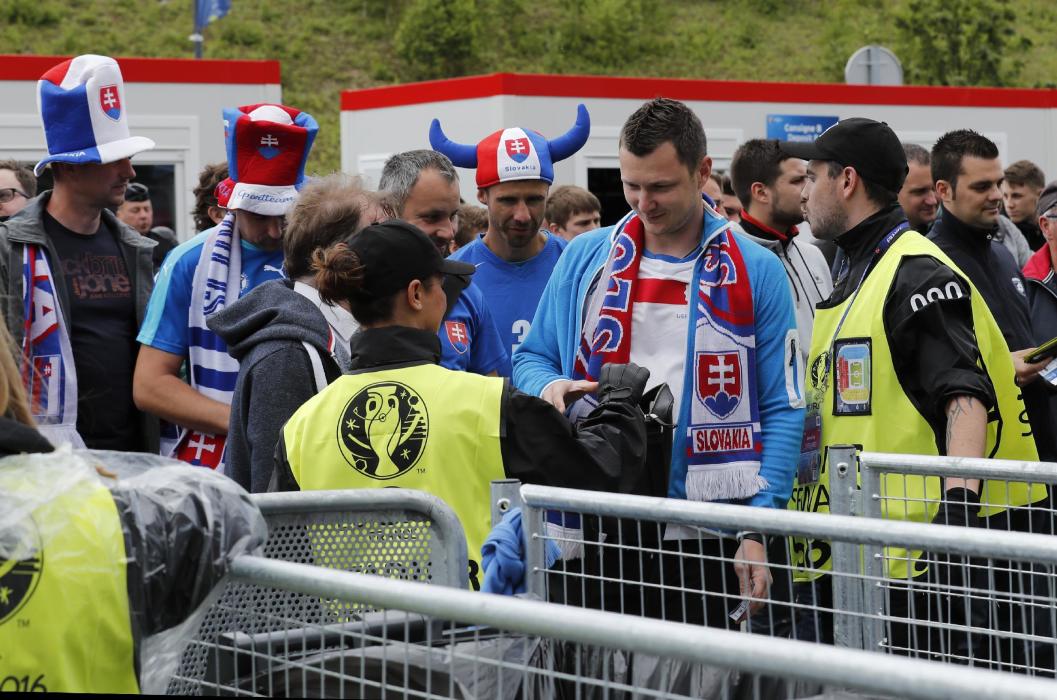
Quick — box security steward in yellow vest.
[273,221,649,591]
[0,447,265,694]
[779,120,1048,655]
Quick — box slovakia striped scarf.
[173,212,242,470]
[21,245,83,448]
[574,209,765,502]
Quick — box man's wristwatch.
[736,531,765,545]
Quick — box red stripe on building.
[632,278,688,305]
[341,72,1057,111]
[0,55,281,84]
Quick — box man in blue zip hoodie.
[513,98,805,626]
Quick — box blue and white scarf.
[21,245,84,448]
[172,212,242,470]
[575,209,765,501]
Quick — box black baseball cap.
[780,118,909,193]
[124,182,150,202]
[348,219,475,302]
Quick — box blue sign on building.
[767,114,839,143]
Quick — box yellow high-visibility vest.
[791,231,1045,581]
[282,362,506,590]
[0,467,138,693]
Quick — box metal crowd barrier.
[829,446,1057,669]
[507,481,1057,677]
[165,489,469,694]
[174,554,1056,699]
[252,489,469,588]
[851,448,1057,534]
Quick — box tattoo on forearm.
[945,396,974,452]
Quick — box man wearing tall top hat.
[434,105,590,376]
[134,103,318,471]
[0,54,158,452]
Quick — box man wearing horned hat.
[432,105,590,376]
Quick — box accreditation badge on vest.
[798,401,822,485]
[337,380,430,479]
[833,338,872,415]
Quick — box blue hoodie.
[512,209,805,510]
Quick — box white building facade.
[341,73,1057,225]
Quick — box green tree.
[894,0,1032,86]
[394,0,482,81]
[542,0,665,75]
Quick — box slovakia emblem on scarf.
[505,137,531,163]
[99,84,121,121]
[697,351,742,419]
[445,320,470,355]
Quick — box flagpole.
[191,0,203,59]
[191,0,232,59]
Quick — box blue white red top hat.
[215,103,318,216]
[429,104,590,189]
[34,55,155,176]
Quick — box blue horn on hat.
[546,104,591,162]
[429,118,478,168]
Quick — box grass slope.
[3,0,1055,174]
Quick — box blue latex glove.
[480,507,560,595]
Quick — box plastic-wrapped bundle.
[0,446,266,693]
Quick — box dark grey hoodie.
[208,279,352,492]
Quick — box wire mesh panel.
[850,449,1057,672]
[171,555,1057,699]
[857,451,1057,537]
[255,490,468,587]
[165,489,469,694]
[867,551,1057,675]
[513,483,1057,678]
[176,601,748,698]
[532,509,769,628]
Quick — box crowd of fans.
[4,54,1057,690]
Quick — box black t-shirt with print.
[44,210,141,451]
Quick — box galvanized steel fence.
[511,471,1057,677]
[855,449,1057,535]
[158,453,1057,694]
[844,447,1057,669]
[179,554,1057,699]
[165,489,469,694]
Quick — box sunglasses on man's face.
[0,188,29,204]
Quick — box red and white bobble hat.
[34,54,155,176]
[215,103,319,216]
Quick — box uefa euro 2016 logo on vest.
[337,382,429,479]
[0,518,43,626]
